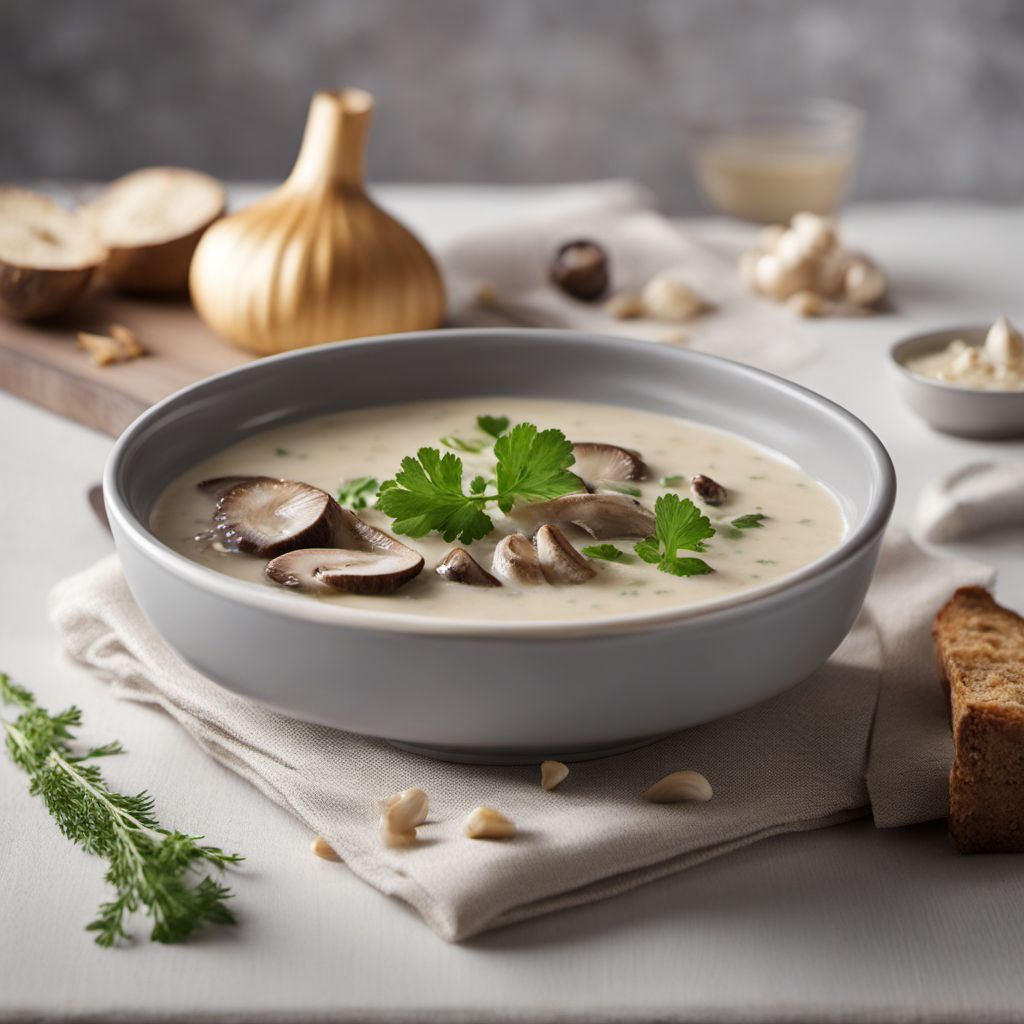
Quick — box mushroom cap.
[197,475,277,501]
[510,493,655,540]
[436,547,502,587]
[265,546,424,596]
[571,442,647,484]
[691,474,727,507]
[535,524,596,585]
[492,534,545,585]
[548,239,610,302]
[213,478,342,556]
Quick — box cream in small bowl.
[890,317,1024,439]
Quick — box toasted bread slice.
[934,586,1024,853]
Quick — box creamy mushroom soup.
[150,397,845,622]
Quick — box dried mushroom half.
[213,478,343,556]
[510,493,655,540]
[436,548,501,587]
[535,524,596,585]
[0,188,107,320]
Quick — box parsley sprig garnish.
[1,673,242,948]
[337,476,379,510]
[377,422,581,543]
[731,512,767,529]
[582,544,632,564]
[634,494,716,576]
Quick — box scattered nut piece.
[604,290,645,319]
[643,770,713,804]
[464,806,516,839]
[310,835,341,861]
[984,315,1024,368]
[786,290,830,318]
[381,787,429,833]
[843,259,887,307]
[540,760,569,791]
[77,324,147,367]
[691,474,727,506]
[642,271,703,322]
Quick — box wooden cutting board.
[0,294,252,436]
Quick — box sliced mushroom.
[535,524,596,585]
[213,478,343,556]
[571,442,648,485]
[510,493,655,540]
[265,547,424,595]
[197,475,276,501]
[332,507,413,556]
[492,534,545,586]
[436,548,501,587]
[691,474,727,506]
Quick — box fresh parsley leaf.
[604,482,642,497]
[1,672,241,948]
[376,448,494,543]
[469,474,488,495]
[477,414,510,439]
[634,494,716,576]
[441,435,488,454]
[582,544,632,564]
[337,476,379,510]
[492,423,580,513]
[731,513,768,530]
[659,474,685,487]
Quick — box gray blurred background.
[3,0,1023,212]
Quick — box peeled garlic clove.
[844,259,887,307]
[381,787,429,832]
[189,90,445,354]
[311,835,341,861]
[774,228,816,268]
[813,246,853,298]
[643,770,713,803]
[464,806,516,839]
[641,271,703,322]
[786,290,830,318]
[756,224,787,252]
[983,316,1024,368]
[379,820,418,848]
[790,212,837,255]
[754,253,812,301]
[540,760,569,791]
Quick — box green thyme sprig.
[1,673,242,948]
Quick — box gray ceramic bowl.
[889,326,1024,439]
[106,329,895,763]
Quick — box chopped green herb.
[756,559,777,565]
[441,435,488,455]
[337,476,380,510]
[659,475,685,487]
[581,543,632,564]
[748,474,766,480]
[469,474,488,495]
[634,494,715,577]
[731,513,768,530]
[798,518,815,526]
[1,673,241,948]
[274,447,290,457]
[604,482,642,497]
[476,414,510,439]
[377,422,580,543]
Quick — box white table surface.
[2,187,1023,1023]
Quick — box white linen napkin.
[915,460,1024,543]
[48,530,990,942]
[439,182,817,374]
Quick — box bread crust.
[934,586,1024,853]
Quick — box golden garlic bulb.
[189,89,445,355]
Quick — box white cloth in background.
[915,460,1024,543]
[48,531,990,942]
[439,180,817,374]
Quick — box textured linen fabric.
[47,530,991,942]
[915,460,1024,543]
[439,181,816,374]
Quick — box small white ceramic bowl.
[106,329,895,763]
[889,326,1024,439]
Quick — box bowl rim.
[105,328,896,640]
[889,324,1024,398]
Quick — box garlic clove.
[790,212,837,256]
[464,806,516,839]
[381,787,429,833]
[983,316,1024,369]
[843,259,887,307]
[754,253,813,301]
[643,770,713,803]
[540,760,570,791]
[641,271,703,322]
